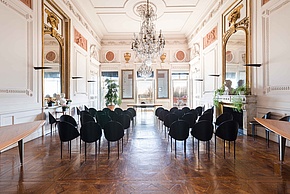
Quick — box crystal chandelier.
[137,62,153,79]
[131,0,165,65]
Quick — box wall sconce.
[71,76,83,79]
[243,64,261,67]
[208,74,220,77]
[194,78,204,81]
[33,66,52,70]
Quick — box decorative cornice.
[0,89,32,96]
[101,39,187,46]
[62,0,101,43]
[188,0,224,43]
[0,0,8,6]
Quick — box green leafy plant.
[232,96,243,112]
[234,85,250,95]
[104,79,121,106]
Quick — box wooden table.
[254,118,290,162]
[127,104,162,109]
[0,120,46,165]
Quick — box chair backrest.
[58,121,79,142]
[169,120,190,141]
[262,112,271,119]
[195,106,204,116]
[117,114,131,129]
[159,109,169,122]
[123,110,133,120]
[127,108,136,117]
[88,108,97,118]
[84,105,89,111]
[60,115,77,127]
[174,109,184,119]
[198,112,213,123]
[215,112,233,126]
[97,114,112,129]
[181,107,191,114]
[279,115,290,122]
[203,108,213,115]
[102,107,111,115]
[80,121,102,143]
[215,120,239,141]
[81,114,95,126]
[114,107,123,115]
[180,113,196,128]
[48,112,57,124]
[155,107,164,117]
[170,107,178,113]
[103,121,124,142]
[80,110,91,118]
[164,113,179,128]
[109,110,119,121]
[191,120,213,141]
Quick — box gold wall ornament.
[160,53,166,63]
[124,52,131,63]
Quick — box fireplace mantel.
[216,95,257,135]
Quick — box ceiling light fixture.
[131,0,165,66]
[137,62,153,79]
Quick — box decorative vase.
[124,52,131,63]
[160,53,166,63]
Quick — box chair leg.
[170,137,172,152]
[99,139,101,154]
[197,140,200,159]
[80,138,82,154]
[229,141,230,153]
[85,142,87,161]
[175,139,177,158]
[69,141,72,159]
[50,124,53,134]
[95,141,97,158]
[192,137,194,153]
[184,140,186,158]
[251,124,256,140]
[215,134,216,153]
[108,142,110,159]
[266,129,269,148]
[223,140,225,159]
[118,140,120,159]
[234,141,236,159]
[208,141,210,159]
[61,142,63,159]
[122,138,123,153]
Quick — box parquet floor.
[1,111,290,193]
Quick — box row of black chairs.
[155,106,239,159]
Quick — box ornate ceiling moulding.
[189,0,224,43]
[62,0,101,43]
[203,26,217,49]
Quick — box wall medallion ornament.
[45,50,57,62]
[105,51,115,62]
[175,50,185,61]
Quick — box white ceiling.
[71,0,215,40]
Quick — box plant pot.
[107,105,115,111]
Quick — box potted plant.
[232,96,243,112]
[104,79,121,110]
[235,85,250,95]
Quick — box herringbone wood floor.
[1,111,290,193]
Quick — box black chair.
[60,115,78,128]
[102,107,111,115]
[215,120,239,159]
[117,114,131,141]
[88,107,97,118]
[80,121,102,160]
[249,112,271,143]
[280,115,290,122]
[48,112,59,134]
[96,110,106,122]
[170,107,178,113]
[127,108,136,123]
[169,120,190,158]
[76,107,81,124]
[84,105,89,111]
[155,107,164,118]
[80,114,95,126]
[198,112,213,123]
[164,113,179,138]
[109,110,119,121]
[57,121,80,159]
[114,107,123,115]
[215,112,233,131]
[103,121,124,159]
[203,107,213,115]
[180,113,196,129]
[195,106,204,116]
[97,114,112,129]
[191,120,214,158]
[174,109,184,119]
[181,107,191,114]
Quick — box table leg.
[18,139,24,165]
[279,135,286,162]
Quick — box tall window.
[101,71,118,108]
[172,73,189,108]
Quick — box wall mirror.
[222,0,250,92]
[121,70,134,99]
[157,69,169,99]
[43,0,70,103]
